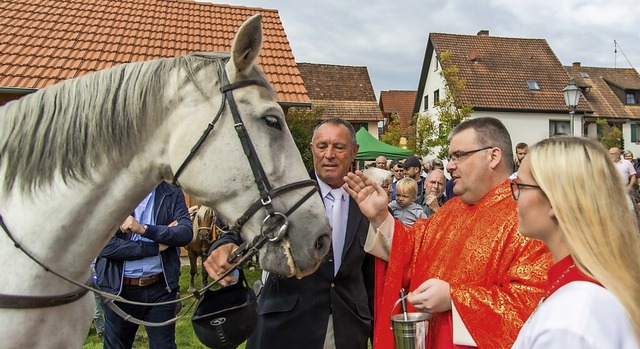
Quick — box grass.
[83,262,262,349]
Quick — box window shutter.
[632,123,637,142]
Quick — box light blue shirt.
[123,191,163,278]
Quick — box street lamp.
[562,80,581,136]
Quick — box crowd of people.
[89,116,640,349]
[365,154,453,227]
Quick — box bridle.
[0,63,319,319]
[172,66,319,262]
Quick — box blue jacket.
[95,181,192,295]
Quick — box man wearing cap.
[402,156,426,205]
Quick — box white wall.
[365,122,380,139]
[476,111,570,149]
[420,50,445,114]
[621,122,640,156]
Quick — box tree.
[285,106,323,170]
[380,113,404,146]
[412,50,473,159]
[596,118,623,149]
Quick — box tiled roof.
[565,64,640,119]
[0,0,309,104]
[427,32,577,113]
[297,62,383,121]
[379,90,416,134]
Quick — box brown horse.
[186,205,219,292]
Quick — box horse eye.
[263,116,282,130]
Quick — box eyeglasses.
[509,181,542,201]
[447,146,493,163]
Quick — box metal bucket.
[390,297,433,349]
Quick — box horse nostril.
[314,234,331,254]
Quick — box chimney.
[572,62,581,67]
[477,30,489,36]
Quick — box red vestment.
[374,180,552,348]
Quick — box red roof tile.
[297,62,383,122]
[565,64,640,119]
[0,0,309,104]
[379,90,416,134]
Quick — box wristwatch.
[142,224,148,235]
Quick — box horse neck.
[0,147,166,292]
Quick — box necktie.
[329,188,345,275]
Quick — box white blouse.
[512,281,639,349]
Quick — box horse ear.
[231,14,263,75]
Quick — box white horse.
[0,14,330,348]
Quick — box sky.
[212,0,639,98]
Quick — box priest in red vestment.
[345,117,552,349]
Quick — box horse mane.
[192,205,217,243]
[0,51,270,193]
[195,205,216,226]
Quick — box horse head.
[165,14,331,278]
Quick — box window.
[549,120,570,136]
[627,92,637,105]
[434,89,440,105]
[423,95,429,110]
[352,123,367,132]
[526,80,541,91]
[580,72,590,78]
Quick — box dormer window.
[526,80,541,91]
[581,72,590,78]
[627,91,638,105]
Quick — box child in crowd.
[388,177,427,226]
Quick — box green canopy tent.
[355,127,414,160]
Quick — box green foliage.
[83,264,263,349]
[411,112,436,155]
[412,50,473,158]
[285,106,323,171]
[596,118,623,149]
[380,113,404,146]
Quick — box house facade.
[413,30,640,155]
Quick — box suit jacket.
[245,173,375,349]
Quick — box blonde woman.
[511,137,640,348]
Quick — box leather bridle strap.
[171,83,227,186]
[221,73,276,219]
[232,179,318,231]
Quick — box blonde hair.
[396,177,418,199]
[529,137,640,340]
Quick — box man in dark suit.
[204,117,374,349]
